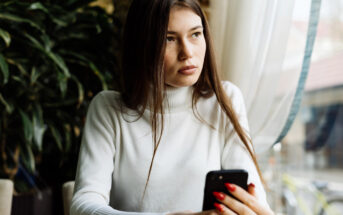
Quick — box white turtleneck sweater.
[70,81,269,215]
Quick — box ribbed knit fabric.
[70,81,269,215]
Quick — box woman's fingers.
[225,183,260,212]
[194,209,221,215]
[222,183,274,215]
[213,203,238,215]
[213,192,255,215]
[247,183,257,197]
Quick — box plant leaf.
[21,143,36,174]
[89,62,107,90]
[24,33,70,78]
[6,58,28,76]
[70,75,84,107]
[58,72,68,97]
[47,52,70,78]
[32,104,47,152]
[0,53,9,84]
[43,98,79,108]
[28,2,49,13]
[60,50,107,90]
[40,34,52,52]
[23,33,45,52]
[28,2,68,27]
[64,124,72,153]
[0,28,11,47]
[11,75,27,87]
[0,13,43,32]
[49,125,63,152]
[0,93,14,114]
[30,67,41,85]
[19,109,33,145]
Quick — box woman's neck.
[163,85,193,112]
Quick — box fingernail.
[224,183,236,192]
[213,202,224,212]
[249,183,255,188]
[212,191,225,200]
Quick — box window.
[273,0,343,213]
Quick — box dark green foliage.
[0,0,131,193]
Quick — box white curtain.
[209,0,311,153]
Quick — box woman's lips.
[178,65,197,75]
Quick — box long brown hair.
[120,0,263,200]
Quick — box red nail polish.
[249,183,255,188]
[225,183,236,192]
[213,202,224,212]
[213,191,225,200]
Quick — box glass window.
[273,0,343,214]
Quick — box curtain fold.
[275,0,322,144]
[209,0,319,153]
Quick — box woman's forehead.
[168,6,202,31]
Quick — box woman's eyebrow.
[167,25,203,34]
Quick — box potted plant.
[0,0,131,214]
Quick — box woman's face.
[164,6,206,88]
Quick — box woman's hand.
[168,210,220,215]
[167,183,273,215]
[212,183,274,215]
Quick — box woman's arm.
[219,82,273,213]
[70,92,167,215]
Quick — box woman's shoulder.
[89,90,122,111]
[221,81,246,107]
[96,90,121,100]
[221,81,244,100]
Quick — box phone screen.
[202,169,248,211]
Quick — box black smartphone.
[202,169,248,211]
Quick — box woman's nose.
[178,41,193,60]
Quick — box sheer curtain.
[209,0,316,153]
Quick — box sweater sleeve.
[220,83,270,208]
[70,92,167,215]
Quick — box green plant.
[0,0,131,193]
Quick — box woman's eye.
[166,36,175,42]
[192,32,202,38]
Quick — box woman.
[70,0,274,214]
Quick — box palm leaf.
[49,124,63,152]
[19,109,33,145]
[0,13,43,32]
[47,52,70,78]
[63,124,72,153]
[28,2,49,13]
[6,58,28,76]
[21,143,36,174]
[24,33,70,78]
[70,75,84,108]
[32,104,47,152]
[28,2,68,27]
[30,67,43,85]
[89,62,108,90]
[60,50,108,90]
[0,28,11,47]
[0,53,9,84]
[0,93,13,114]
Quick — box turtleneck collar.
[143,85,194,113]
[164,86,193,112]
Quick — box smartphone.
[202,169,248,211]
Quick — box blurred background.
[0,0,342,214]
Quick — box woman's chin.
[165,81,197,88]
[165,75,200,88]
